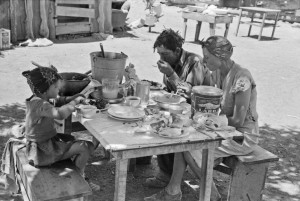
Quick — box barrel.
[191,86,223,116]
[90,51,128,84]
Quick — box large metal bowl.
[59,72,90,96]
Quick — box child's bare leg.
[61,141,90,175]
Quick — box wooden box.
[0,28,10,50]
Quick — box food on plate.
[193,113,228,130]
[89,98,109,110]
[144,105,160,115]
[150,120,167,132]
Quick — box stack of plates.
[107,105,145,122]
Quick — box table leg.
[235,8,242,36]
[199,144,216,201]
[271,12,280,39]
[209,23,216,36]
[224,23,230,38]
[248,12,255,36]
[183,18,188,40]
[195,21,202,42]
[258,13,267,41]
[114,159,128,201]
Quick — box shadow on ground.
[0,104,299,200]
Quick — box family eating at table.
[1,28,259,201]
[143,32,259,201]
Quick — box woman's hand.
[157,60,174,77]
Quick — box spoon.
[100,43,105,58]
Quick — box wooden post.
[40,0,49,38]
[182,18,188,40]
[25,0,34,39]
[98,0,105,33]
[9,0,17,43]
[104,0,113,34]
[194,21,202,42]
[114,159,128,201]
[48,0,56,40]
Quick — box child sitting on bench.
[21,66,100,191]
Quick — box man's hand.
[177,82,192,98]
[157,60,174,77]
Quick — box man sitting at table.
[142,28,211,188]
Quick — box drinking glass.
[102,78,119,99]
[135,81,150,107]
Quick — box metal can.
[191,86,223,116]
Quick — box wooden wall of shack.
[0,0,112,43]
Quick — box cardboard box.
[0,28,11,50]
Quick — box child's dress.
[24,96,74,166]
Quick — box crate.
[0,28,10,50]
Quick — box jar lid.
[192,86,223,97]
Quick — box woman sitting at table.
[144,36,259,201]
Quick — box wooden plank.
[16,148,92,201]
[56,23,91,35]
[48,0,56,39]
[241,7,281,13]
[240,21,278,27]
[9,0,17,42]
[228,162,269,201]
[1,0,10,30]
[40,0,49,38]
[25,0,34,39]
[98,0,105,33]
[237,145,279,164]
[182,12,233,24]
[104,0,113,33]
[199,143,216,201]
[56,6,95,18]
[57,0,95,5]
[57,21,90,26]
[114,159,128,201]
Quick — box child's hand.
[74,96,86,105]
[70,94,86,101]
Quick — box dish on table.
[108,114,143,122]
[157,127,190,139]
[108,105,145,119]
[154,94,182,104]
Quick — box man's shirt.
[163,49,211,92]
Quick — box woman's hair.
[199,36,233,60]
[22,66,62,95]
[153,28,184,52]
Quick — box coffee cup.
[124,96,141,107]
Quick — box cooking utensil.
[100,43,105,58]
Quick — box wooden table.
[182,11,233,42]
[75,98,243,201]
[236,7,281,40]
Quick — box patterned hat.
[22,66,62,95]
[199,36,233,60]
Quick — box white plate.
[108,114,143,122]
[108,106,145,119]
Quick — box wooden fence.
[0,0,113,42]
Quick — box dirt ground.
[0,0,300,200]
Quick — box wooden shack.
[0,0,114,42]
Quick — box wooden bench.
[214,145,279,201]
[15,146,92,201]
